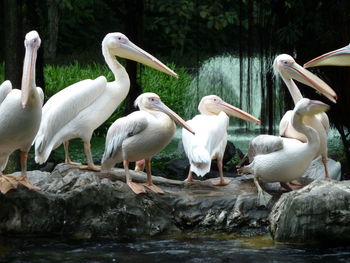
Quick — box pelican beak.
[21,31,40,108]
[308,100,330,115]
[155,101,195,135]
[304,44,350,68]
[219,101,261,124]
[285,62,337,103]
[114,40,178,78]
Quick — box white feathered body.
[241,134,319,182]
[182,112,228,177]
[35,74,129,164]
[102,110,176,170]
[279,111,328,159]
[0,82,42,171]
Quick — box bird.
[34,32,178,171]
[101,92,195,195]
[0,30,43,194]
[181,95,260,186]
[273,54,337,179]
[238,98,330,206]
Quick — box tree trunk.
[3,0,23,89]
[124,0,144,115]
[45,0,60,64]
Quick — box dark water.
[1,235,350,263]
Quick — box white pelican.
[34,32,177,171]
[182,95,260,186]
[101,92,195,194]
[274,54,337,179]
[0,31,43,194]
[238,98,330,206]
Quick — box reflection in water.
[1,235,350,263]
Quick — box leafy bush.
[140,63,193,117]
[44,61,114,99]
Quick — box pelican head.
[304,44,350,68]
[135,92,195,134]
[294,98,330,117]
[273,54,337,103]
[21,30,41,108]
[102,32,178,78]
[198,95,261,124]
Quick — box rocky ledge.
[0,164,272,238]
[269,179,350,244]
[0,158,347,245]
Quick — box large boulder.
[269,179,350,244]
[0,164,271,238]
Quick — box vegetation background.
[1,0,350,176]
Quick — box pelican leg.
[254,176,272,207]
[64,141,82,166]
[143,159,164,194]
[15,151,40,191]
[79,141,101,171]
[184,170,200,183]
[124,160,145,194]
[212,158,230,186]
[134,159,145,172]
[322,154,330,180]
[0,173,18,194]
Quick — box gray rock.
[0,164,271,238]
[269,179,350,244]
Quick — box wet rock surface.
[0,157,346,244]
[269,179,350,244]
[0,164,271,238]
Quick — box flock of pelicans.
[0,30,348,205]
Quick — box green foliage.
[140,64,193,118]
[43,62,114,99]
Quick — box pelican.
[101,92,195,194]
[34,32,177,171]
[0,31,43,194]
[182,95,260,186]
[274,54,337,179]
[238,98,330,206]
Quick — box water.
[2,235,350,263]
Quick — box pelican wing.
[35,76,107,152]
[102,111,148,161]
[247,135,284,162]
[36,87,44,106]
[0,80,12,105]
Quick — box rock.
[269,179,350,244]
[0,164,271,238]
